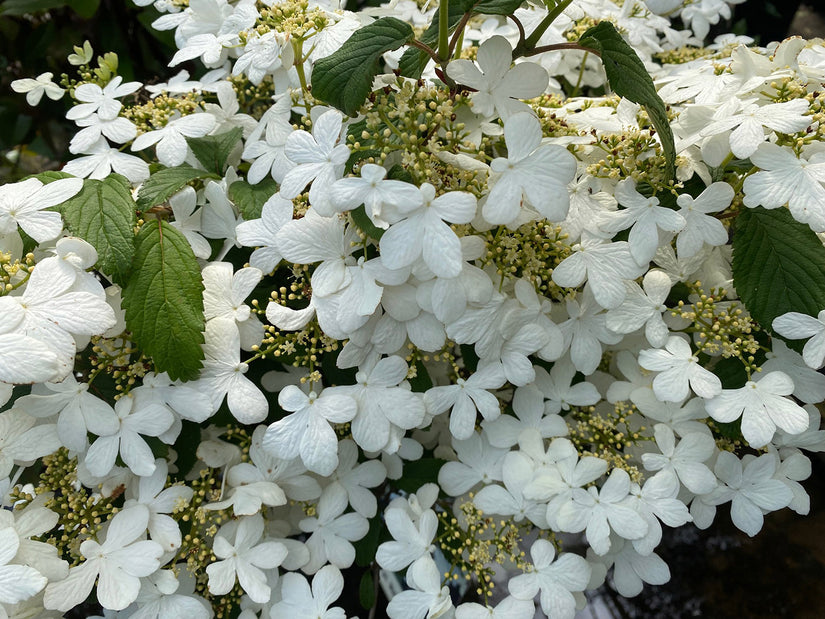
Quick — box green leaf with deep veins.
[136,165,220,212]
[52,175,136,285]
[228,178,279,220]
[122,220,205,381]
[186,127,243,175]
[732,207,825,343]
[579,21,676,179]
[312,17,414,116]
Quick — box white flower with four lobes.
[705,371,809,448]
[638,335,722,402]
[446,35,549,119]
[235,191,293,273]
[0,176,81,243]
[66,75,141,120]
[508,538,591,619]
[605,270,673,348]
[376,506,438,572]
[482,112,576,225]
[44,505,163,612]
[263,385,357,476]
[205,513,288,604]
[329,162,423,228]
[674,181,733,258]
[202,261,264,350]
[280,108,350,214]
[386,556,454,619]
[271,565,348,619]
[641,423,717,495]
[131,111,216,167]
[379,182,477,278]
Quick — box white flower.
[69,114,138,153]
[235,192,294,273]
[0,526,47,606]
[0,176,82,242]
[206,514,288,603]
[263,385,357,476]
[438,431,508,496]
[605,270,672,347]
[271,565,347,619]
[198,318,268,425]
[455,596,535,619]
[555,468,649,556]
[704,370,809,448]
[743,143,825,232]
[482,112,576,225]
[11,72,64,105]
[641,424,717,495]
[706,451,793,537]
[84,393,175,477]
[326,439,386,518]
[638,335,722,401]
[66,76,142,121]
[299,484,369,573]
[473,451,549,528]
[280,109,350,214]
[425,362,505,440]
[63,137,150,182]
[233,30,294,85]
[557,292,622,375]
[600,179,686,265]
[446,36,548,119]
[131,111,217,167]
[202,262,264,350]
[675,181,733,258]
[43,505,163,611]
[329,163,423,229]
[376,507,437,571]
[552,237,646,309]
[508,539,590,619]
[380,183,477,278]
[386,556,454,619]
[772,310,825,369]
[0,333,61,385]
[482,384,568,449]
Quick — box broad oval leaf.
[228,178,278,220]
[52,175,136,285]
[136,165,220,211]
[186,127,243,175]
[732,207,825,342]
[579,21,675,179]
[312,17,414,116]
[122,220,205,381]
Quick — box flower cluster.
[3,0,825,617]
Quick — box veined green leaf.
[136,165,220,211]
[732,207,825,342]
[228,178,278,220]
[474,0,523,15]
[579,21,676,179]
[394,458,447,493]
[53,175,136,285]
[186,127,243,175]
[398,0,469,79]
[122,220,205,381]
[313,17,415,116]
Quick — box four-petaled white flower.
[0,176,82,242]
[772,310,825,370]
[272,565,348,619]
[638,335,722,402]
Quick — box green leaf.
[27,171,74,183]
[67,0,100,18]
[394,458,447,493]
[399,0,468,79]
[474,0,523,15]
[578,21,675,179]
[408,360,433,392]
[732,207,825,340]
[313,17,415,116]
[172,421,201,480]
[136,165,220,212]
[359,571,376,609]
[0,0,66,15]
[54,175,137,285]
[228,179,278,220]
[355,516,384,567]
[186,127,243,175]
[349,205,384,241]
[122,220,205,381]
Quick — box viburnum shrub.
[3,0,825,616]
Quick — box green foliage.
[185,127,243,176]
[732,207,825,340]
[398,0,468,79]
[228,178,279,221]
[52,175,136,285]
[359,571,376,609]
[122,220,205,382]
[312,17,415,116]
[578,21,676,179]
[394,458,447,493]
[349,205,384,241]
[136,165,220,212]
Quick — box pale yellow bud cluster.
[122,93,200,134]
[89,335,149,398]
[671,281,761,373]
[481,222,573,300]
[438,496,532,602]
[568,402,649,482]
[0,250,35,294]
[586,128,669,187]
[256,0,328,38]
